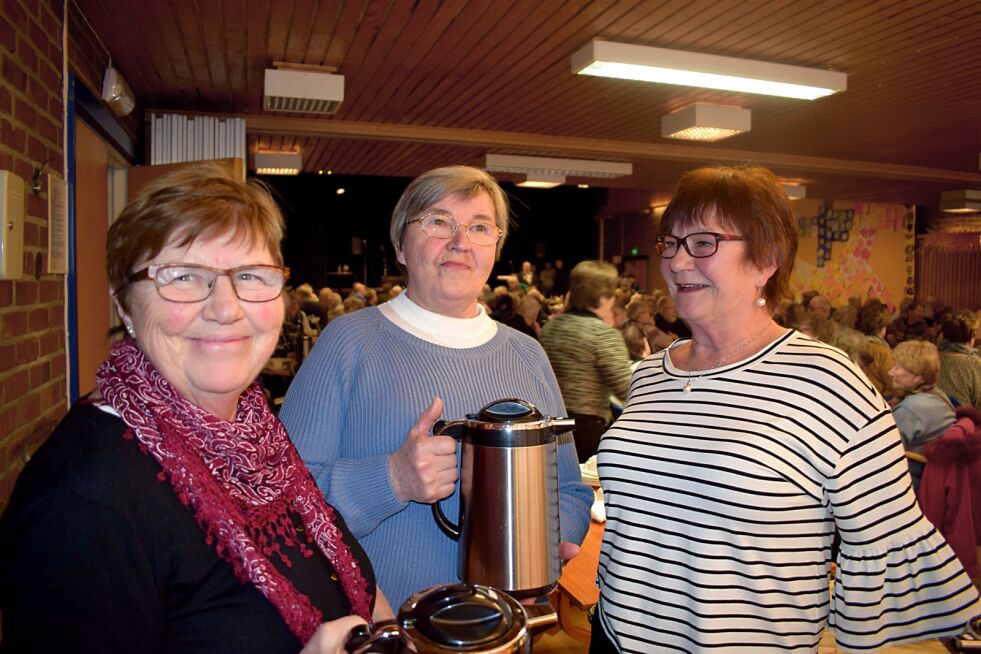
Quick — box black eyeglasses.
[129,263,290,303]
[655,232,745,259]
[407,212,502,246]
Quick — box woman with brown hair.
[0,163,390,653]
[592,165,978,653]
[540,260,633,462]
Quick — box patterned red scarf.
[96,339,373,642]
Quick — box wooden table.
[554,519,604,643]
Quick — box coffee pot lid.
[472,398,543,424]
[399,583,524,650]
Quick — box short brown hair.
[892,340,941,386]
[567,260,618,312]
[107,162,284,312]
[941,310,978,343]
[659,165,799,306]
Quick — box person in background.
[540,260,632,463]
[886,298,932,347]
[552,258,569,296]
[298,283,329,328]
[807,293,832,320]
[855,300,897,399]
[624,296,673,352]
[654,294,692,339]
[619,321,651,370]
[538,260,556,295]
[515,293,544,338]
[517,260,536,289]
[593,164,978,654]
[889,340,956,491]
[279,166,591,609]
[0,163,390,654]
[937,310,981,410]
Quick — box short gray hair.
[390,165,510,259]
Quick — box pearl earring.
[756,297,766,308]
[125,324,135,337]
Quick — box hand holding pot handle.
[388,397,459,504]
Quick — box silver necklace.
[682,323,774,393]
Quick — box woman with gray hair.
[540,260,633,462]
[280,165,592,609]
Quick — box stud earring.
[756,297,766,308]
[125,324,135,337]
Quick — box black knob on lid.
[475,398,542,424]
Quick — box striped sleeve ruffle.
[828,410,980,651]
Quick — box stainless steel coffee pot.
[431,399,575,598]
[346,583,557,654]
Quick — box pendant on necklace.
[683,379,693,393]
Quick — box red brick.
[50,352,65,375]
[22,220,38,247]
[27,306,46,330]
[0,403,15,442]
[1,119,26,151]
[47,304,60,325]
[0,281,11,307]
[13,158,32,182]
[29,16,47,50]
[0,343,13,372]
[14,281,37,305]
[2,311,27,339]
[27,192,44,218]
[29,360,48,389]
[0,13,15,52]
[38,114,58,143]
[3,369,29,403]
[39,328,59,355]
[3,0,28,30]
[15,336,38,364]
[27,134,45,161]
[0,85,10,114]
[38,280,58,302]
[14,97,36,128]
[16,36,38,75]
[0,150,12,173]
[18,392,41,423]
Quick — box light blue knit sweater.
[280,307,593,609]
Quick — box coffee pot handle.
[430,419,467,541]
[549,417,576,434]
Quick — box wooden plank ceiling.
[76,0,981,207]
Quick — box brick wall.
[0,1,68,507]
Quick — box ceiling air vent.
[263,68,344,115]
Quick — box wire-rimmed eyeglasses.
[407,212,502,247]
[655,232,745,259]
[128,263,290,303]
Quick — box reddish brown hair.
[107,162,285,312]
[659,165,798,306]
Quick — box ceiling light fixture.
[572,40,847,100]
[781,183,807,200]
[661,103,750,142]
[264,63,345,114]
[939,189,981,214]
[516,174,565,189]
[483,153,632,179]
[254,151,302,175]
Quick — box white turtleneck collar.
[379,292,498,348]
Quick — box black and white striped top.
[596,330,979,653]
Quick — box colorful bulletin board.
[791,200,915,312]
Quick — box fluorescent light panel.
[484,153,631,178]
[516,174,565,189]
[661,103,750,142]
[939,189,981,214]
[255,152,302,175]
[572,40,847,100]
[781,183,807,200]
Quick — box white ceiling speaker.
[264,66,344,115]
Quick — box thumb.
[410,396,444,439]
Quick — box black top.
[655,314,692,338]
[0,403,375,654]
